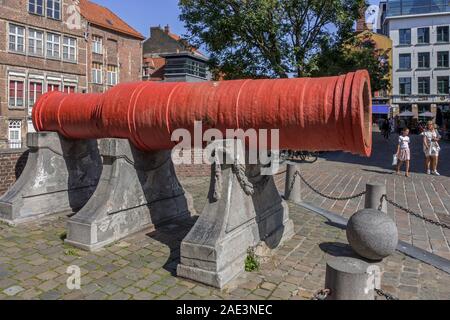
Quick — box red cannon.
[32,70,373,156]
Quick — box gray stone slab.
[178,140,294,288]
[66,138,193,251]
[0,132,102,225]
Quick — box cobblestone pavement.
[276,131,450,259]
[1,175,450,300]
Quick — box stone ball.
[347,209,398,261]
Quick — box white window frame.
[92,63,103,84]
[8,120,22,149]
[107,65,118,86]
[92,36,103,54]
[47,0,61,20]
[28,0,44,16]
[8,77,26,109]
[28,80,43,110]
[63,36,77,62]
[47,82,61,92]
[46,33,61,59]
[28,28,44,56]
[9,24,25,53]
[63,84,77,93]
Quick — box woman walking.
[397,128,411,177]
[423,121,441,176]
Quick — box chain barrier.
[312,289,331,300]
[375,289,399,301]
[293,171,366,201]
[380,195,450,230]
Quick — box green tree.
[310,33,391,93]
[179,0,366,79]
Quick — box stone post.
[325,257,375,300]
[284,164,302,204]
[365,183,387,213]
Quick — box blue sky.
[92,0,380,39]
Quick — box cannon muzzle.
[33,70,372,156]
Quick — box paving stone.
[3,286,25,296]
[132,291,156,300]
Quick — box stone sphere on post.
[347,209,398,261]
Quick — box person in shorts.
[396,128,411,177]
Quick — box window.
[47,0,61,20]
[92,36,103,54]
[437,77,449,94]
[437,26,449,43]
[92,63,103,84]
[399,78,411,95]
[9,79,25,108]
[46,33,60,59]
[29,0,44,15]
[8,120,22,149]
[418,77,430,95]
[47,83,60,92]
[417,28,430,44]
[28,29,44,56]
[28,81,43,108]
[9,24,25,53]
[63,36,77,61]
[107,65,118,86]
[418,52,430,69]
[437,51,449,68]
[399,29,411,45]
[399,53,411,69]
[63,85,76,93]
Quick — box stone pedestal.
[177,140,294,288]
[284,164,302,204]
[364,183,387,213]
[65,138,192,251]
[325,257,375,300]
[0,132,102,225]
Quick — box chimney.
[164,24,170,34]
[150,25,161,38]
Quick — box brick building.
[0,0,143,149]
[143,25,210,82]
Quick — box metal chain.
[375,289,399,301]
[296,171,366,201]
[312,289,331,300]
[381,195,450,230]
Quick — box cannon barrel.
[32,70,372,156]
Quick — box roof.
[79,0,145,40]
[158,26,207,58]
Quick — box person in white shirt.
[423,121,441,176]
[396,128,411,177]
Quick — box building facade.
[356,4,393,122]
[0,0,143,149]
[383,0,450,120]
[143,25,210,83]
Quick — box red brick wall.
[0,149,28,196]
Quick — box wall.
[0,0,88,148]
[87,25,143,93]
[0,148,28,196]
